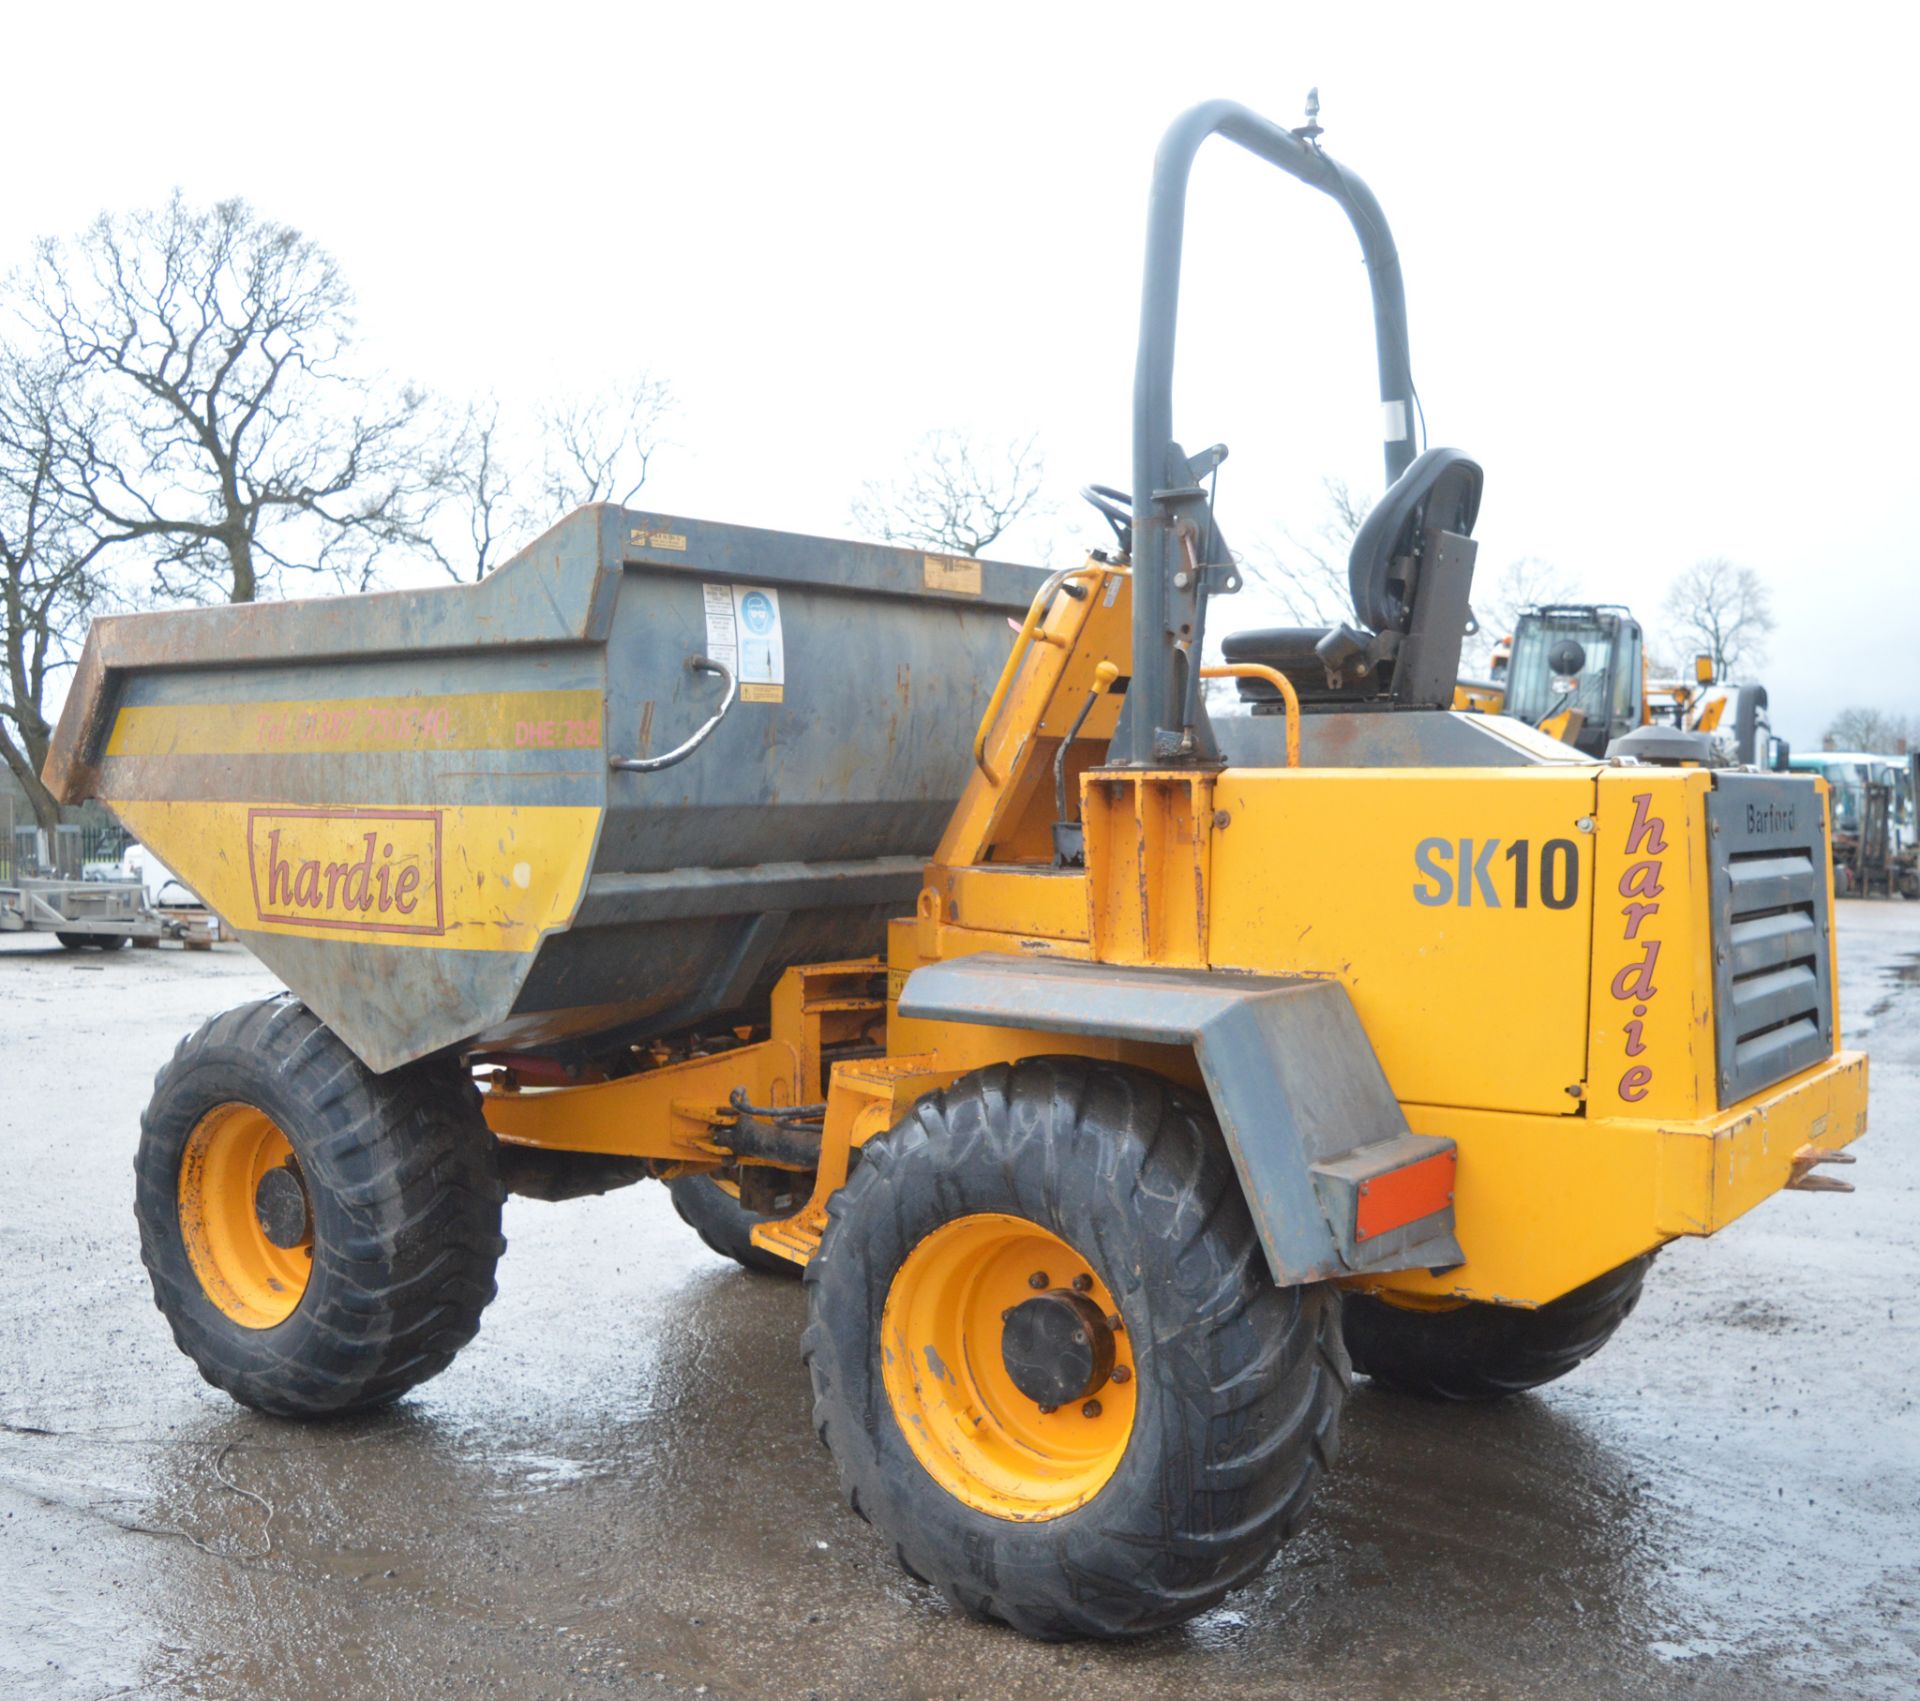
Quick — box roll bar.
[1127,99,1417,766]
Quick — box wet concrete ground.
[2,906,1916,1700]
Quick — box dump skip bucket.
[47,506,1042,1070]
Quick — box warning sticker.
[628,526,688,551]
[702,583,785,697]
[923,554,982,596]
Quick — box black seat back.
[1222,448,1484,713]
[1348,447,1482,634]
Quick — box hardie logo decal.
[1609,791,1667,1103]
[247,807,446,936]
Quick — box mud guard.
[897,955,1464,1287]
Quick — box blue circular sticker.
[740,591,776,635]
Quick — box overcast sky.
[6,2,1914,749]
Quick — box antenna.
[1293,87,1323,143]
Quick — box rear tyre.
[135,995,505,1417]
[1343,1255,1652,1401]
[803,1057,1349,1641]
[666,1173,803,1277]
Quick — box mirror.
[1547,638,1587,676]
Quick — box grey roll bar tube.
[1128,99,1418,766]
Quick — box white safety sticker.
[702,583,738,676]
[1382,399,1409,443]
[703,582,786,694]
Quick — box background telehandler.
[45,99,1868,1640]
[1464,601,1784,766]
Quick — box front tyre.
[1343,1254,1652,1401]
[135,996,505,1417]
[802,1057,1348,1641]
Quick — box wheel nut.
[1071,1273,1092,1293]
[1081,1399,1102,1418]
[1037,1404,1057,1415]
[1107,1312,1124,1332]
[1111,1365,1131,1383]
[1028,1271,1049,1289]
[1002,1308,1014,1322]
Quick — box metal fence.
[0,801,132,881]
[78,822,132,869]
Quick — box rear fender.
[897,954,1463,1286]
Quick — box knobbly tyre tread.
[134,995,505,1417]
[800,1056,1350,1641]
[1343,1254,1653,1401]
[666,1174,804,1278]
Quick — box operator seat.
[1224,447,1483,711]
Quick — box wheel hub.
[1000,1289,1115,1407]
[253,1162,312,1249]
[178,1103,313,1329]
[880,1212,1136,1520]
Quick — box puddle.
[478,1448,598,1491]
[1860,952,1920,1029]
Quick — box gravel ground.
[1,901,1915,1700]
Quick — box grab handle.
[971,567,1107,784]
[1198,664,1301,768]
[610,655,737,774]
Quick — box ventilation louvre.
[1707,780,1834,1106]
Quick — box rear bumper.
[1654,1049,1869,1238]
[1352,1049,1870,1308]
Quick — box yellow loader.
[1462,601,1785,767]
[46,99,1867,1640]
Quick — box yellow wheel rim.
[881,1213,1136,1522]
[177,1103,313,1329]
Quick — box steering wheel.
[1079,484,1132,556]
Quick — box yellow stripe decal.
[106,691,604,757]
[108,799,599,952]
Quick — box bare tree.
[0,345,107,831]
[1478,556,1577,643]
[1241,475,1372,626]
[1824,707,1918,753]
[851,429,1048,557]
[423,377,674,582]
[1462,555,1579,672]
[423,397,525,582]
[1661,557,1774,677]
[540,377,672,515]
[24,192,425,603]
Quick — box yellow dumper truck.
[46,101,1867,1639]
